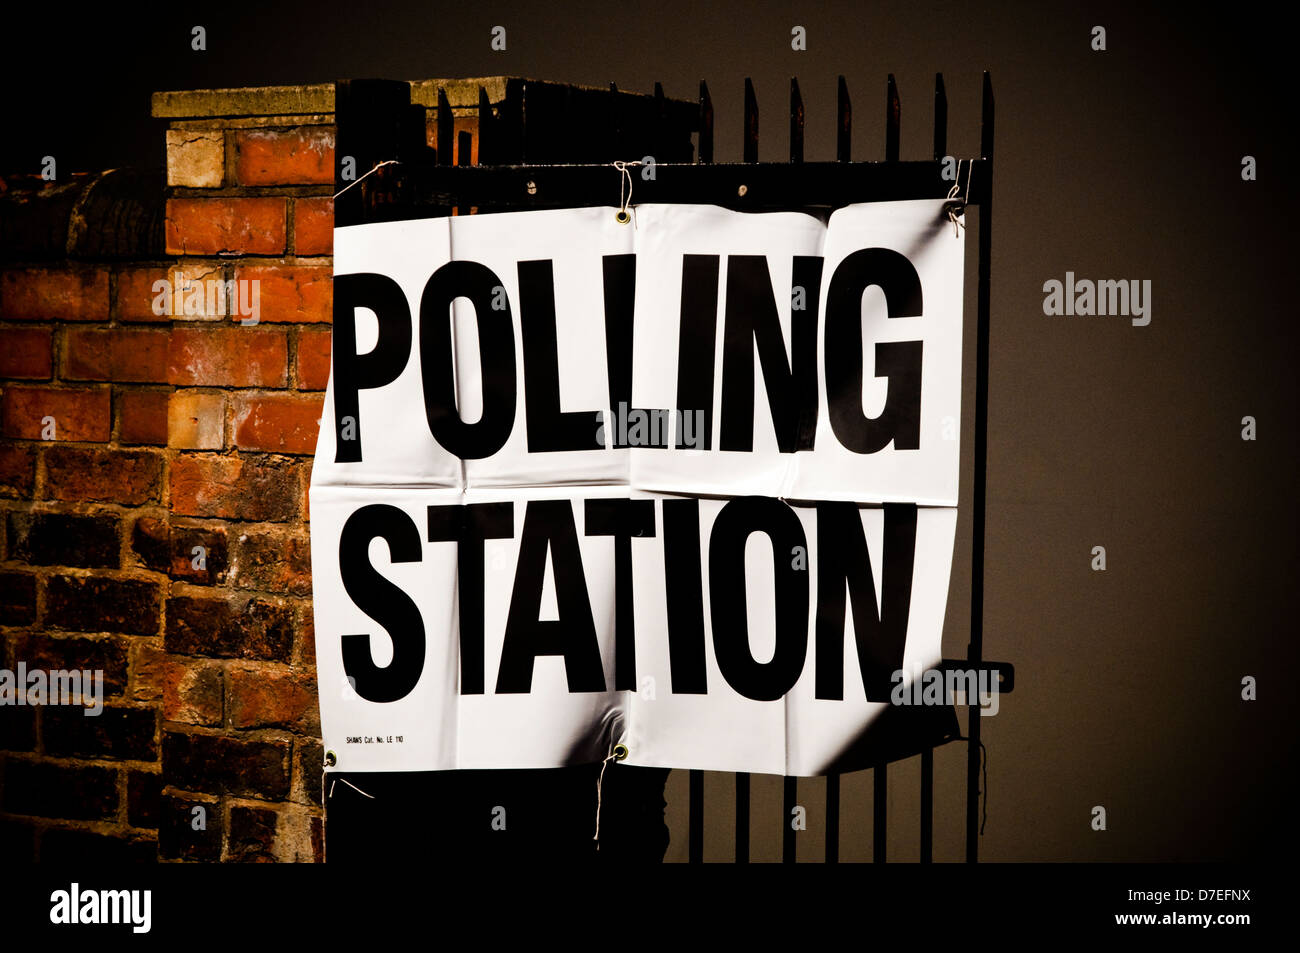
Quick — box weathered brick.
[167,390,225,449]
[46,574,160,636]
[168,327,288,387]
[7,511,121,568]
[227,663,318,732]
[235,127,334,186]
[0,328,53,378]
[162,731,291,799]
[296,327,331,390]
[231,393,323,455]
[131,516,228,584]
[158,793,221,861]
[62,328,169,382]
[232,527,312,594]
[0,570,37,624]
[295,604,315,666]
[43,704,158,760]
[167,128,224,188]
[165,198,286,256]
[41,829,156,863]
[166,593,293,661]
[0,704,36,751]
[117,263,226,323]
[2,760,118,820]
[1,385,110,441]
[130,640,167,703]
[0,445,35,498]
[294,739,324,805]
[169,454,299,521]
[161,656,223,726]
[227,805,278,862]
[294,196,333,255]
[45,446,163,504]
[233,265,330,323]
[13,632,128,695]
[0,267,108,321]
[276,811,323,863]
[127,768,162,827]
[118,389,170,445]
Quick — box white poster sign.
[311,201,963,776]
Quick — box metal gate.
[330,72,1013,862]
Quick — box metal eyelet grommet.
[615,209,630,224]
[324,750,337,767]
[612,743,629,761]
[942,199,965,218]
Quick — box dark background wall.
[4,0,1294,861]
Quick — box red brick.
[162,657,223,726]
[165,198,286,256]
[232,527,312,595]
[117,264,226,323]
[168,327,288,387]
[227,663,318,731]
[301,460,312,523]
[231,393,323,455]
[162,731,290,799]
[118,389,169,445]
[169,454,300,521]
[294,197,333,255]
[168,390,225,449]
[235,127,334,186]
[63,328,169,382]
[45,446,163,504]
[1,386,110,441]
[0,267,108,321]
[0,328,53,379]
[296,328,331,390]
[130,640,168,703]
[116,266,169,323]
[233,264,330,323]
[0,445,35,498]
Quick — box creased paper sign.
[311,201,963,776]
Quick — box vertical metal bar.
[782,776,797,862]
[436,87,453,166]
[789,78,804,163]
[697,80,714,164]
[967,70,995,864]
[921,748,934,862]
[689,769,704,863]
[885,73,900,162]
[687,76,710,864]
[519,80,530,164]
[743,77,759,163]
[736,772,750,862]
[477,86,492,165]
[455,130,473,216]
[825,773,840,863]
[836,75,851,161]
[873,762,887,863]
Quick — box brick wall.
[0,83,486,862]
